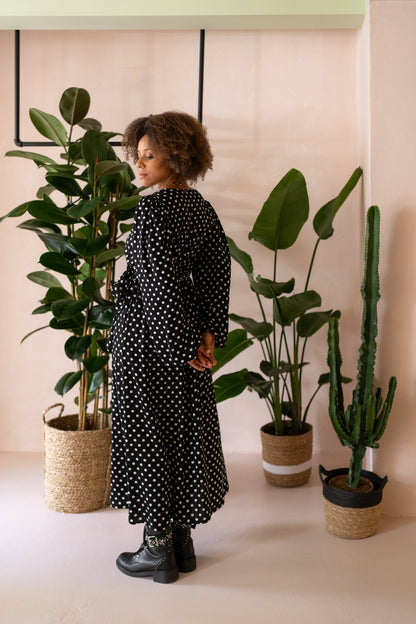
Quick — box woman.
[107,111,231,583]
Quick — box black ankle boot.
[172,525,196,573]
[116,527,179,584]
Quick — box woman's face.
[136,135,172,188]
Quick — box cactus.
[327,206,397,489]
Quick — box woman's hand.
[188,331,217,371]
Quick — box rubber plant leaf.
[27,200,78,225]
[39,252,79,276]
[27,271,63,289]
[59,87,90,126]
[29,108,68,147]
[54,371,83,396]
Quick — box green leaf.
[89,369,105,394]
[20,325,49,344]
[64,335,92,360]
[77,118,102,131]
[244,371,272,399]
[297,309,340,338]
[212,329,253,374]
[54,371,82,396]
[29,108,67,146]
[120,223,133,234]
[226,237,253,274]
[109,195,140,213]
[32,304,51,315]
[85,235,110,257]
[95,160,128,178]
[45,173,87,198]
[81,130,110,167]
[27,200,78,225]
[89,304,114,328]
[0,202,30,222]
[18,218,62,234]
[51,297,90,320]
[95,247,125,266]
[49,315,84,331]
[249,169,309,251]
[5,150,57,165]
[83,355,109,374]
[41,287,73,303]
[274,290,321,326]
[313,167,363,239]
[229,313,273,340]
[59,87,90,125]
[81,277,110,305]
[66,197,102,219]
[27,271,63,289]
[213,369,249,403]
[38,233,78,258]
[39,252,79,276]
[249,275,295,299]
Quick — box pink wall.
[0,4,414,515]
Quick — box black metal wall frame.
[14,29,205,148]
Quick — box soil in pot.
[328,474,374,493]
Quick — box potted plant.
[213,167,362,486]
[1,87,140,512]
[319,205,397,538]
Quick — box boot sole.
[116,559,179,584]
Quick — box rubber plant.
[213,167,362,435]
[327,205,397,489]
[1,87,140,430]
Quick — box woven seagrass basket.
[43,404,111,513]
[319,466,387,539]
[260,422,313,487]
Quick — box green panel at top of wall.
[0,0,369,30]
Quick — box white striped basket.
[260,422,313,487]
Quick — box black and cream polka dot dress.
[107,188,231,529]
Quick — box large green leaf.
[45,173,87,198]
[5,150,57,165]
[213,369,249,403]
[88,369,105,394]
[274,290,321,326]
[29,108,67,146]
[27,200,78,225]
[109,195,140,213]
[49,315,84,331]
[41,287,73,303]
[83,355,109,374]
[212,329,253,374]
[244,371,272,399]
[229,313,272,340]
[38,233,78,258]
[18,219,62,234]
[249,169,309,251]
[65,335,92,360]
[95,161,128,178]
[249,275,295,299]
[51,297,90,320]
[95,247,125,266]
[54,371,82,396]
[89,304,114,328]
[39,252,79,276]
[313,167,363,239]
[59,87,90,126]
[81,130,110,167]
[81,278,110,306]
[227,236,253,274]
[297,309,340,338]
[66,197,102,219]
[27,271,63,289]
[0,202,30,222]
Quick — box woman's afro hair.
[122,111,213,183]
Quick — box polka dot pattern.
[107,188,231,529]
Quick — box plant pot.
[260,422,313,487]
[43,404,111,513]
[319,465,388,539]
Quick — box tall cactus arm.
[364,394,378,441]
[327,317,345,416]
[354,206,381,412]
[371,376,397,442]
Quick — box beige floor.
[0,451,415,624]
